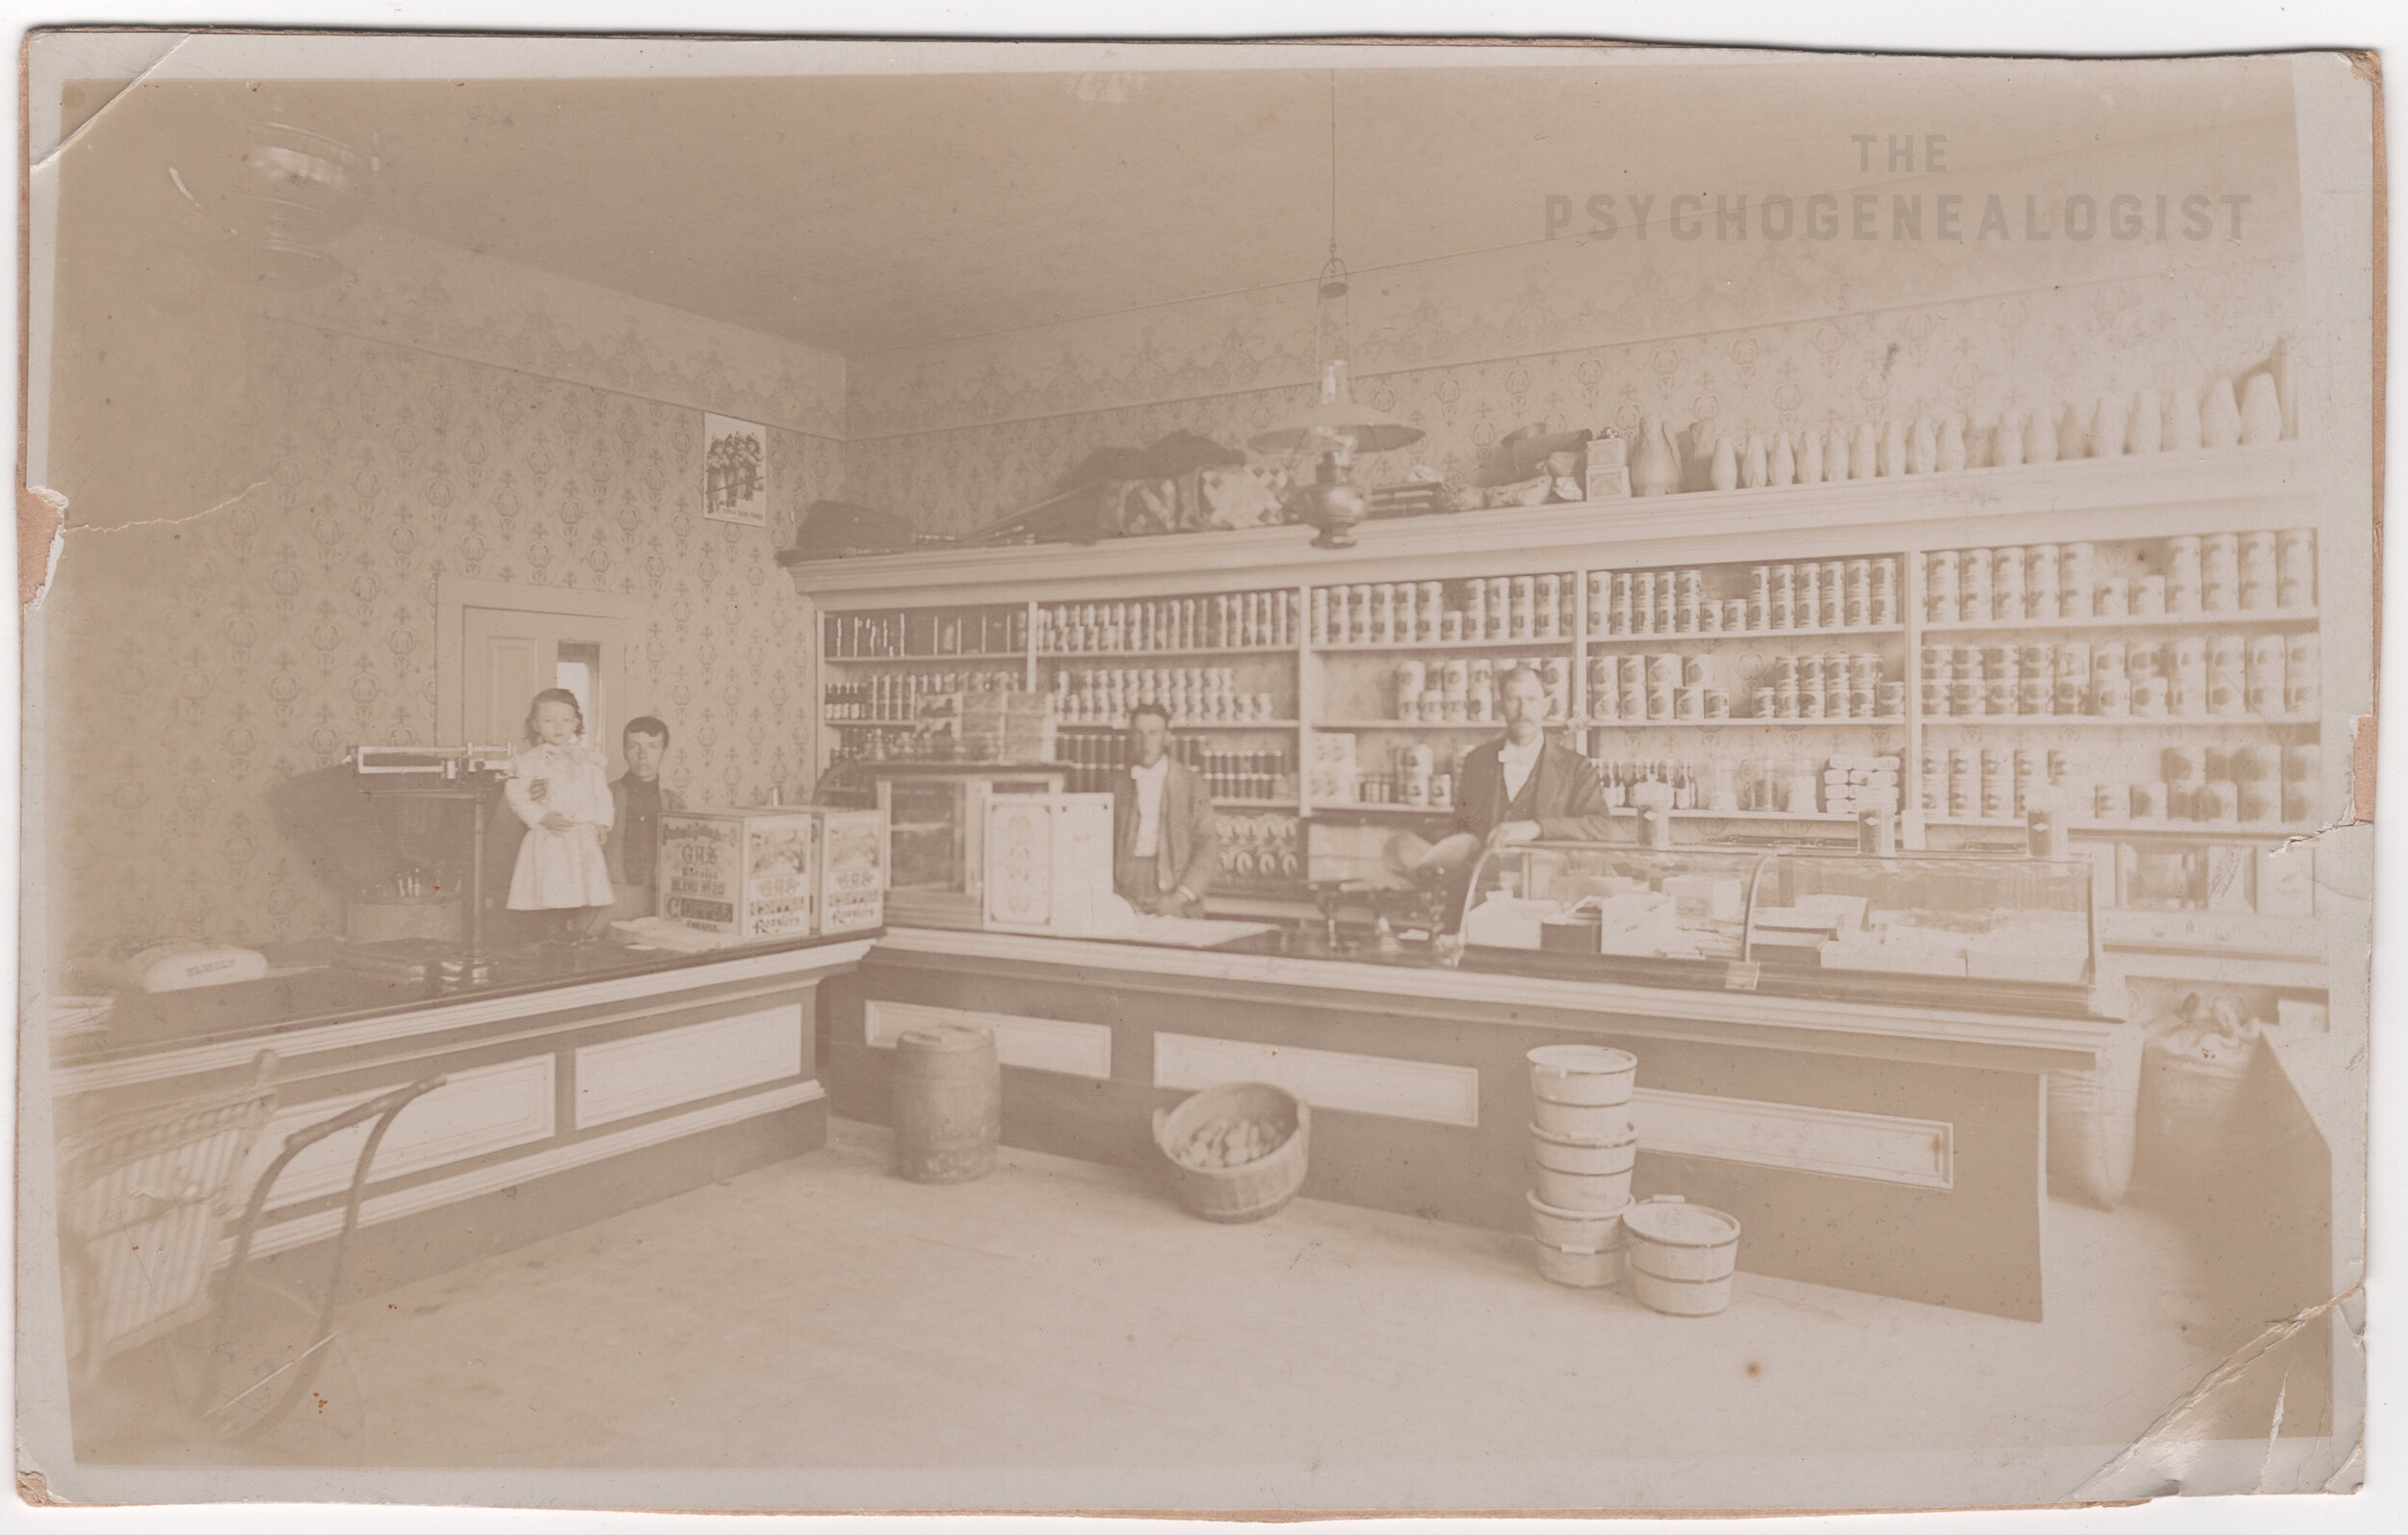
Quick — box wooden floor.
[141,1116,2303,1511]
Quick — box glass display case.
[1456,838,2106,1014]
[868,763,1068,927]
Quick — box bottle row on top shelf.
[824,608,1026,660]
[1924,531,2315,627]
[1668,364,2291,494]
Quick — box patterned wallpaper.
[262,221,850,438]
[42,283,843,960]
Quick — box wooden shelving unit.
[790,442,2338,982]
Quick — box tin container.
[2247,636,2288,715]
[2278,530,2316,609]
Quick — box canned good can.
[1589,685,1617,721]
[2247,636,2287,715]
[2093,677,2131,716]
[1751,687,1777,718]
[2133,676,2169,715]
[2239,531,2278,585]
[1645,685,1676,720]
[2278,530,2316,609]
[2203,532,2239,588]
[1845,687,1873,718]
[2131,782,2168,820]
[1617,688,1644,720]
[1721,598,1748,633]
[1773,684,1800,719]
[1698,599,1723,635]
[1878,681,1907,715]
[1703,688,1732,719]
[1682,654,1712,687]
[1950,679,1982,715]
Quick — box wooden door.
[462,609,618,772]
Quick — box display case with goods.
[864,763,1069,928]
[1458,839,2105,1015]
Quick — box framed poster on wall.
[702,413,769,526]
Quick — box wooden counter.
[823,926,2128,1320]
[50,933,876,1293]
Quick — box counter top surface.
[867,924,2126,1067]
[56,929,880,1069]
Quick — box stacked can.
[2091,641,2130,716]
[2051,641,2088,715]
[2246,636,2287,716]
[2061,542,2095,617]
[2170,637,2210,716]
[2026,545,2061,621]
[1922,748,1947,814]
[1872,557,1899,625]
[2286,743,2321,823]
[2202,533,2239,613]
[2209,635,2248,715]
[2287,633,2320,715]
[1949,747,1978,819]
[2278,530,2316,610]
[2238,533,2279,613]
[2167,535,2202,614]
[1926,551,1961,624]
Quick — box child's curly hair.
[524,688,586,744]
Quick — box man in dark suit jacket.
[1111,704,1217,917]
[1453,665,1615,846]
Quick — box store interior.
[21,42,2369,1506]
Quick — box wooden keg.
[890,1025,1001,1184]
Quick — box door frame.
[434,575,644,752]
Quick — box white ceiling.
[61,53,2296,357]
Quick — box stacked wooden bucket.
[1525,1044,1742,1315]
[1525,1045,1640,1287]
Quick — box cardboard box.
[660,810,820,939]
[807,806,887,932]
[982,793,1116,935]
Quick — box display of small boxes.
[659,809,821,939]
[982,793,1116,935]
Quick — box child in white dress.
[505,689,616,941]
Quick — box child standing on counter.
[505,688,616,942]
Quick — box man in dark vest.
[1452,665,1615,846]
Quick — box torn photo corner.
[13,29,2380,1518]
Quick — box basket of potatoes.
[1152,1081,1311,1223]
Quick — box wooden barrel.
[891,1025,1000,1184]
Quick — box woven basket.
[1152,1082,1310,1224]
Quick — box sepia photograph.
[10,23,2383,1522]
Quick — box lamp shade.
[1249,398,1426,455]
